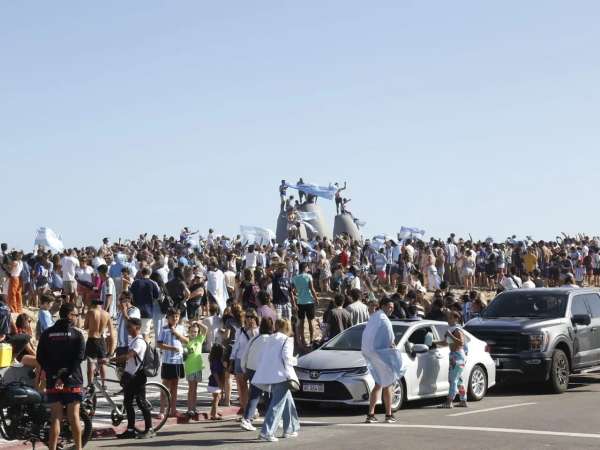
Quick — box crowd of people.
[0,228,597,445]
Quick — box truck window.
[570,296,590,317]
[584,294,600,318]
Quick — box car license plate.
[302,383,324,393]
[494,358,500,367]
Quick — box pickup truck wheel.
[548,349,569,394]
[467,365,487,401]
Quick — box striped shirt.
[158,325,186,364]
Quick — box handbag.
[280,339,300,393]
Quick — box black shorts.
[85,337,107,360]
[161,363,185,380]
[46,392,83,405]
[297,303,315,321]
[594,269,600,276]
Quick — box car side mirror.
[572,314,591,326]
[413,344,430,354]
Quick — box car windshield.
[482,292,568,319]
[322,324,409,351]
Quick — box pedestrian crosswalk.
[91,378,238,429]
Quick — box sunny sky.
[2,1,599,250]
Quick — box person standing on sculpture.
[334,181,347,214]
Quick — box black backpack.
[134,338,161,377]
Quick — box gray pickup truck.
[465,288,600,393]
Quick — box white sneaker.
[258,433,279,442]
[240,419,256,432]
[282,432,298,438]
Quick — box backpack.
[157,286,174,314]
[134,337,161,377]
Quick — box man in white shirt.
[61,249,80,304]
[521,274,536,289]
[500,272,522,290]
[114,317,154,439]
[245,246,258,271]
[445,238,458,285]
[346,288,369,325]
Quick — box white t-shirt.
[245,252,258,269]
[522,280,536,289]
[92,257,106,270]
[60,256,80,282]
[125,336,147,375]
[76,266,94,284]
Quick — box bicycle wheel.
[132,382,171,432]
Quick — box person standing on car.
[36,303,85,450]
[434,311,468,409]
[361,297,404,424]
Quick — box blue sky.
[2,1,599,250]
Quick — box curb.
[0,407,242,447]
[90,405,241,439]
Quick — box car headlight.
[344,366,369,376]
[528,332,548,352]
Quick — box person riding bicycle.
[113,317,155,440]
[36,303,85,450]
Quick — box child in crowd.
[157,308,188,418]
[185,321,208,417]
[207,343,225,421]
[36,294,54,339]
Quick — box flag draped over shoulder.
[285,182,336,201]
[34,227,64,252]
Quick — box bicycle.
[81,361,171,433]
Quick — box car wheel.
[467,365,487,401]
[391,380,405,412]
[548,349,569,394]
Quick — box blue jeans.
[260,381,300,437]
[243,369,270,421]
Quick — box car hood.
[296,349,366,370]
[466,316,565,332]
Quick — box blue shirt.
[158,325,185,364]
[37,309,54,335]
[293,273,315,305]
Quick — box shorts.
[297,303,315,321]
[275,303,292,320]
[186,371,203,382]
[161,363,185,380]
[594,269,600,276]
[207,385,222,394]
[46,392,83,405]
[85,337,107,360]
[377,271,387,281]
[63,280,78,295]
[187,299,202,320]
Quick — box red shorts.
[378,271,387,281]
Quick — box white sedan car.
[293,319,496,410]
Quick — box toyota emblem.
[309,370,320,379]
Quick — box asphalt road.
[86,373,600,450]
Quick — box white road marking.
[446,402,537,417]
[337,423,600,440]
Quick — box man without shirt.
[84,298,116,387]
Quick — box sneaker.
[258,433,279,442]
[137,429,156,439]
[365,414,378,424]
[240,419,256,432]
[282,432,298,438]
[385,415,396,424]
[117,429,137,439]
